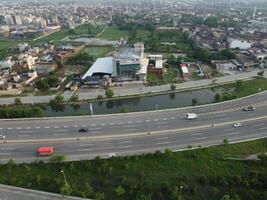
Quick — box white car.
[233,123,242,127]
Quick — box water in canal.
[45,88,221,117]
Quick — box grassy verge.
[98,25,129,40]
[1,139,267,200]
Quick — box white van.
[186,113,198,120]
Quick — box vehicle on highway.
[0,134,5,140]
[79,128,88,132]
[186,113,198,120]
[242,105,255,111]
[36,146,54,157]
[233,123,242,127]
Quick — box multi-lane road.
[1,92,267,163]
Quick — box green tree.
[105,88,114,98]
[47,75,60,88]
[215,93,221,102]
[36,79,49,91]
[223,138,229,145]
[115,185,125,196]
[94,192,105,200]
[14,97,23,106]
[170,83,176,91]
[220,49,236,59]
[60,183,72,197]
[221,194,240,200]
[69,94,79,102]
[205,16,218,27]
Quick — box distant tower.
[253,6,257,19]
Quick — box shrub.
[105,88,114,98]
[97,95,103,100]
[215,93,222,102]
[170,83,176,91]
[14,97,23,106]
[69,94,79,102]
[115,185,125,196]
[48,154,66,163]
[121,107,128,113]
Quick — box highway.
[0,92,267,163]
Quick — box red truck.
[36,146,54,156]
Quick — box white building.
[228,38,253,50]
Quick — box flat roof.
[82,57,113,80]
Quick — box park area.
[98,25,129,40]
[1,138,267,200]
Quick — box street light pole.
[61,170,68,186]
[178,185,183,200]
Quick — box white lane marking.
[44,126,50,129]
[79,144,94,147]
[20,131,33,134]
[53,133,66,136]
[171,117,175,120]
[54,126,59,129]
[77,149,93,152]
[73,125,78,128]
[162,118,167,121]
[7,128,13,130]
[109,123,115,125]
[191,132,203,136]
[18,134,30,137]
[155,137,169,140]
[82,125,87,127]
[90,127,101,130]
[16,127,22,130]
[224,128,234,132]
[0,153,11,155]
[118,122,124,125]
[253,123,265,127]
[157,141,171,145]
[100,124,106,126]
[259,127,267,130]
[154,119,159,121]
[1,147,15,150]
[63,126,69,128]
[127,121,132,124]
[118,141,132,144]
[157,125,169,129]
[227,132,240,135]
[118,145,133,149]
[91,124,96,126]
[0,128,3,130]
[194,137,207,140]
[55,129,67,132]
[35,127,40,129]
[123,129,137,132]
[136,121,142,123]
[155,121,167,125]
[145,120,150,122]
[26,127,31,129]
[121,124,135,128]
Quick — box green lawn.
[216,77,267,101]
[0,40,22,50]
[98,26,129,40]
[81,46,113,58]
[1,139,267,200]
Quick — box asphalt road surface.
[0,92,267,163]
[0,184,90,200]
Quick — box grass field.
[98,25,129,40]
[0,40,22,50]
[81,46,113,58]
[1,139,267,200]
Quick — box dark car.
[79,128,88,133]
